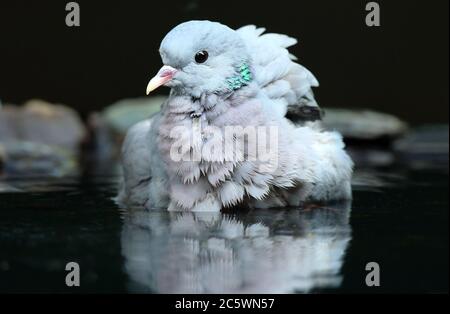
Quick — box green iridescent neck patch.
[226,63,252,91]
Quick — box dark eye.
[195,50,208,63]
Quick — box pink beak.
[146,65,177,95]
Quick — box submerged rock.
[394,124,449,169]
[347,147,395,168]
[0,182,22,193]
[0,144,5,173]
[0,141,78,177]
[322,108,409,141]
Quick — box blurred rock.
[0,103,20,141]
[0,99,85,176]
[88,96,164,158]
[23,99,86,150]
[102,96,164,135]
[0,99,86,151]
[322,108,408,141]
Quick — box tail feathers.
[308,131,354,201]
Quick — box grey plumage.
[236,25,322,121]
[117,21,353,211]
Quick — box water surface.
[0,162,448,293]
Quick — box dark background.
[0,0,448,124]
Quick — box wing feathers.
[236,25,321,122]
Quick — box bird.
[117,20,353,212]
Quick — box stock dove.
[117,20,353,211]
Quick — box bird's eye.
[195,50,208,63]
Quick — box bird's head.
[146,20,252,98]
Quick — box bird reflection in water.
[120,202,352,293]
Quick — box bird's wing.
[117,118,154,208]
[236,25,322,121]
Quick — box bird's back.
[236,25,322,122]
